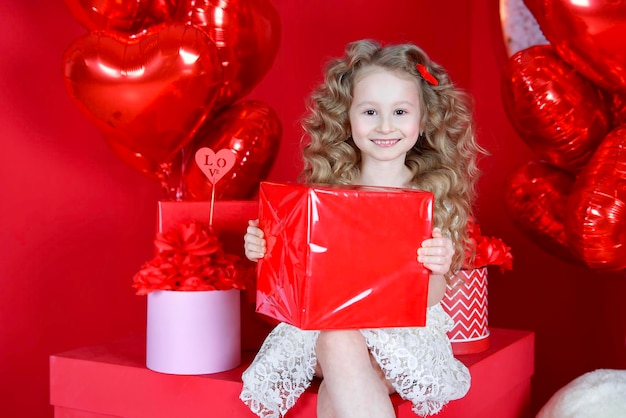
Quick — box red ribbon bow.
[416,64,439,86]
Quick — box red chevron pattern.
[442,267,490,354]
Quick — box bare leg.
[317,380,335,418]
[315,330,395,418]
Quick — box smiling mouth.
[371,139,401,147]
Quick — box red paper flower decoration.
[133,221,251,295]
[464,218,513,273]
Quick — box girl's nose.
[377,115,393,133]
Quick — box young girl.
[240,39,485,418]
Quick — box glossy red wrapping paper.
[256,182,434,330]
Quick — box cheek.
[399,123,418,136]
[348,112,359,132]
[350,119,372,138]
[403,120,421,138]
[352,136,369,151]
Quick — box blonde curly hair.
[299,39,487,278]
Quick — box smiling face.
[349,66,422,168]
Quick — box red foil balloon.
[63,0,177,34]
[175,0,281,109]
[565,126,626,271]
[531,0,626,93]
[605,90,626,129]
[504,160,577,262]
[183,100,282,200]
[502,45,609,173]
[63,23,223,172]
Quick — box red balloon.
[565,126,626,271]
[63,0,177,34]
[175,0,281,109]
[504,160,578,262]
[502,45,609,173]
[605,90,626,129]
[63,23,223,172]
[531,0,626,93]
[182,100,282,200]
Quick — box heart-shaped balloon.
[175,0,281,109]
[529,0,626,93]
[565,126,626,271]
[63,23,223,172]
[501,45,610,173]
[194,148,236,184]
[182,100,282,200]
[63,0,177,35]
[503,160,578,262]
[605,90,626,129]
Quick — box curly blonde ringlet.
[300,39,487,281]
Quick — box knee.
[315,331,395,396]
[317,330,366,353]
[316,330,369,366]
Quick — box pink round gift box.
[146,289,241,375]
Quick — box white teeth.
[372,139,399,145]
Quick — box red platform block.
[50,328,535,418]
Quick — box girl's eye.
[364,109,376,115]
[395,109,407,115]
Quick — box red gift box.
[157,200,257,256]
[256,182,434,330]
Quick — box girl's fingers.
[418,229,453,274]
[244,219,265,261]
[245,244,265,261]
[246,225,264,238]
[244,233,265,249]
[421,257,451,275]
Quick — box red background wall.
[1,1,624,417]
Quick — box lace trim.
[240,324,319,417]
[239,305,470,417]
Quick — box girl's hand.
[244,219,266,262]
[418,227,454,276]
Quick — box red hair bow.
[416,64,439,86]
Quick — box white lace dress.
[239,303,471,417]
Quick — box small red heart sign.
[194,147,236,184]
